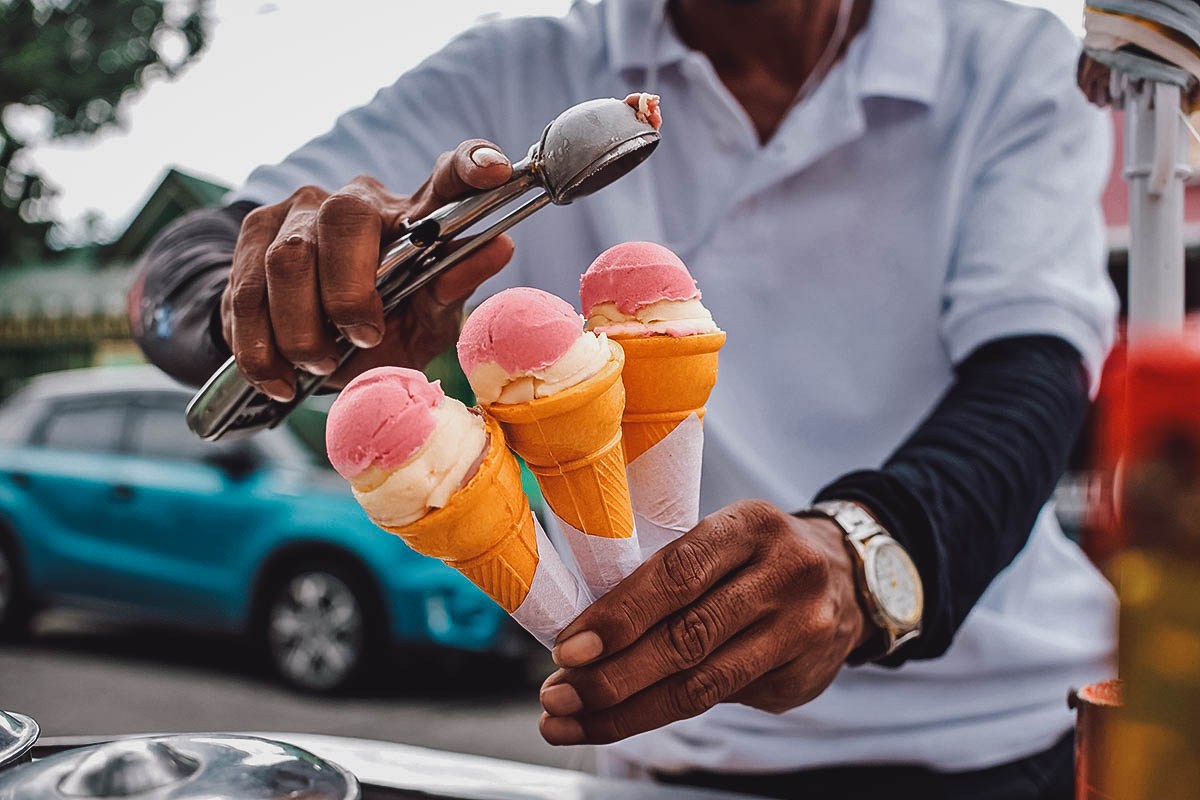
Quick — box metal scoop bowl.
[186,97,661,441]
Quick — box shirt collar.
[604,0,947,107]
[604,0,689,73]
[854,0,947,107]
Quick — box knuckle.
[813,601,840,637]
[679,668,731,716]
[663,608,719,669]
[289,184,325,205]
[230,277,266,316]
[347,174,383,192]
[318,192,376,227]
[659,541,710,597]
[601,595,649,648]
[234,341,276,379]
[264,235,315,279]
[734,499,785,536]
[240,207,277,238]
[581,667,626,709]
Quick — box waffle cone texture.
[612,331,726,463]
[376,415,537,613]
[483,339,635,539]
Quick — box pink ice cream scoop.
[581,242,718,337]
[457,287,585,376]
[581,241,701,317]
[457,287,611,405]
[623,93,662,131]
[325,367,444,480]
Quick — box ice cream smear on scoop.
[325,367,488,528]
[623,92,662,130]
[458,287,611,405]
[581,242,719,337]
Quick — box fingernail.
[301,357,339,376]
[261,379,295,402]
[553,631,603,667]
[342,323,383,348]
[539,714,584,746]
[540,683,583,716]
[470,146,507,168]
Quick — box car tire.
[0,529,33,640]
[256,559,383,694]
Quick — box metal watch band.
[808,500,921,662]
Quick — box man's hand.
[538,500,871,746]
[221,140,516,401]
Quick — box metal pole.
[1123,80,1190,342]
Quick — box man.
[132,1,1117,797]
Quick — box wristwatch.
[808,500,923,663]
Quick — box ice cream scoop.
[580,242,726,465]
[326,366,562,616]
[326,367,488,527]
[581,241,718,337]
[458,287,638,595]
[624,93,662,131]
[458,287,610,404]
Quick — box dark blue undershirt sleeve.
[128,202,256,387]
[814,335,1091,666]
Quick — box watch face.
[864,540,923,628]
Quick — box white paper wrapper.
[627,413,704,560]
[554,514,643,599]
[510,515,594,648]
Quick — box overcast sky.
[23,0,1084,244]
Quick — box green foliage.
[0,0,209,265]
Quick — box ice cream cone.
[381,416,538,613]
[613,331,726,463]
[483,339,635,539]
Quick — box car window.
[38,404,127,454]
[128,403,228,463]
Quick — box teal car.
[0,366,530,692]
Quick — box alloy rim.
[268,571,364,690]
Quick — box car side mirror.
[203,446,260,480]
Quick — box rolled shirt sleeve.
[939,19,1118,390]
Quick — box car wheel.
[0,532,32,639]
[260,562,379,693]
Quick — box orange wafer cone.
[483,339,635,539]
[378,416,537,613]
[612,330,726,463]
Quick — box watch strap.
[806,500,921,663]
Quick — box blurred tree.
[0,0,208,266]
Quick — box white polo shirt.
[236,0,1118,773]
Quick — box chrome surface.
[0,712,38,771]
[0,734,359,800]
[186,96,660,441]
[268,571,365,692]
[260,732,768,800]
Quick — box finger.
[229,204,295,401]
[553,506,758,667]
[729,637,842,714]
[409,139,513,218]
[316,183,387,347]
[543,564,769,714]
[541,624,781,746]
[265,202,339,375]
[431,233,515,306]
